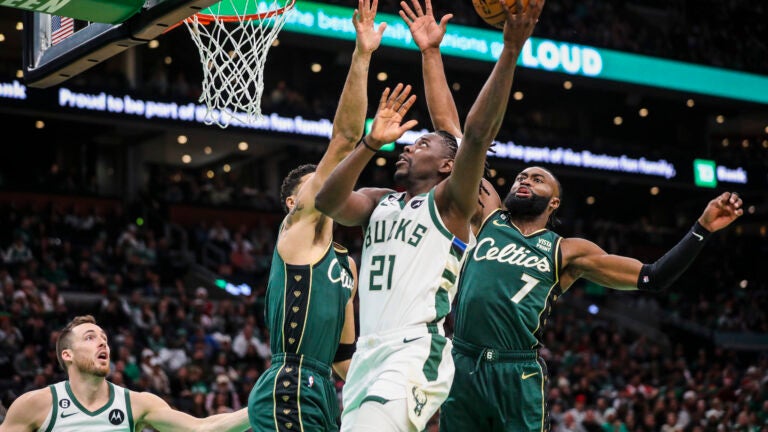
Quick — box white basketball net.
[184,0,294,128]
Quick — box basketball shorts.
[439,338,550,432]
[248,353,339,432]
[341,323,454,432]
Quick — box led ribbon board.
[0,81,751,185]
[281,1,768,105]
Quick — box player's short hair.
[280,164,317,213]
[435,130,459,160]
[56,315,97,371]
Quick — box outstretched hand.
[367,83,419,148]
[399,0,452,52]
[353,0,387,54]
[500,0,545,52]
[698,191,743,232]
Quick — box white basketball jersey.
[358,189,475,336]
[37,381,134,432]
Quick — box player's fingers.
[530,0,545,19]
[398,95,417,116]
[400,119,419,133]
[371,0,379,15]
[399,10,412,26]
[392,84,411,107]
[438,14,453,30]
[377,22,387,35]
[379,87,391,108]
[400,1,417,21]
[388,83,406,105]
[411,0,425,16]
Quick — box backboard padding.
[23,0,220,88]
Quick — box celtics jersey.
[358,189,475,336]
[454,209,563,350]
[38,381,134,432]
[265,240,354,366]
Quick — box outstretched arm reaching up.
[292,0,387,215]
[400,0,461,138]
[315,84,419,227]
[439,0,545,225]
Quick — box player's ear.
[61,348,73,363]
[549,196,560,211]
[285,195,296,211]
[440,159,454,175]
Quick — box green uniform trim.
[44,384,58,432]
[427,189,453,240]
[434,287,450,320]
[361,395,390,405]
[422,334,447,381]
[124,388,134,432]
[65,381,115,416]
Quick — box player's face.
[69,323,111,377]
[285,173,314,212]
[504,167,559,218]
[394,133,452,184]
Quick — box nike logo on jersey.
[61,411,78,418]
[692,232,704,241]
[521,371,538,380]
[492,220,510,228]
[403,336,424,343]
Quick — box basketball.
[472,0,529,29]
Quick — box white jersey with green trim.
[37,380,134,432]
[357,188,475,336]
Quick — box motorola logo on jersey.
[410,199,424,209]
[59,398,71,408]
[109,409,125,425]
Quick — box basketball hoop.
[184,0,296,128]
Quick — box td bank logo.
[693,159,717,188]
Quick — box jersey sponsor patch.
[536,238,552,252]
[108,409,125,425]
[410,199,425,209]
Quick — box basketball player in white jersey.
[0,315,250,432]
[314,3,543,431]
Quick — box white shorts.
[341,324,455,432]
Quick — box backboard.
[21,0,219,88]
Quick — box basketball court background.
[0,0,766,430]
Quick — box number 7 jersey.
[454,209,563,350]
[358,189,475,337]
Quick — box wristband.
[358,136,377,153]
[334,343,356,362]
[637,221,711,292]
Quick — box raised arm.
[561,191,744,291]
[441,0,545,220]
[290,0,386,222]
[133,391,249,432]
[399,0,461,138]
[316,84,419,226]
